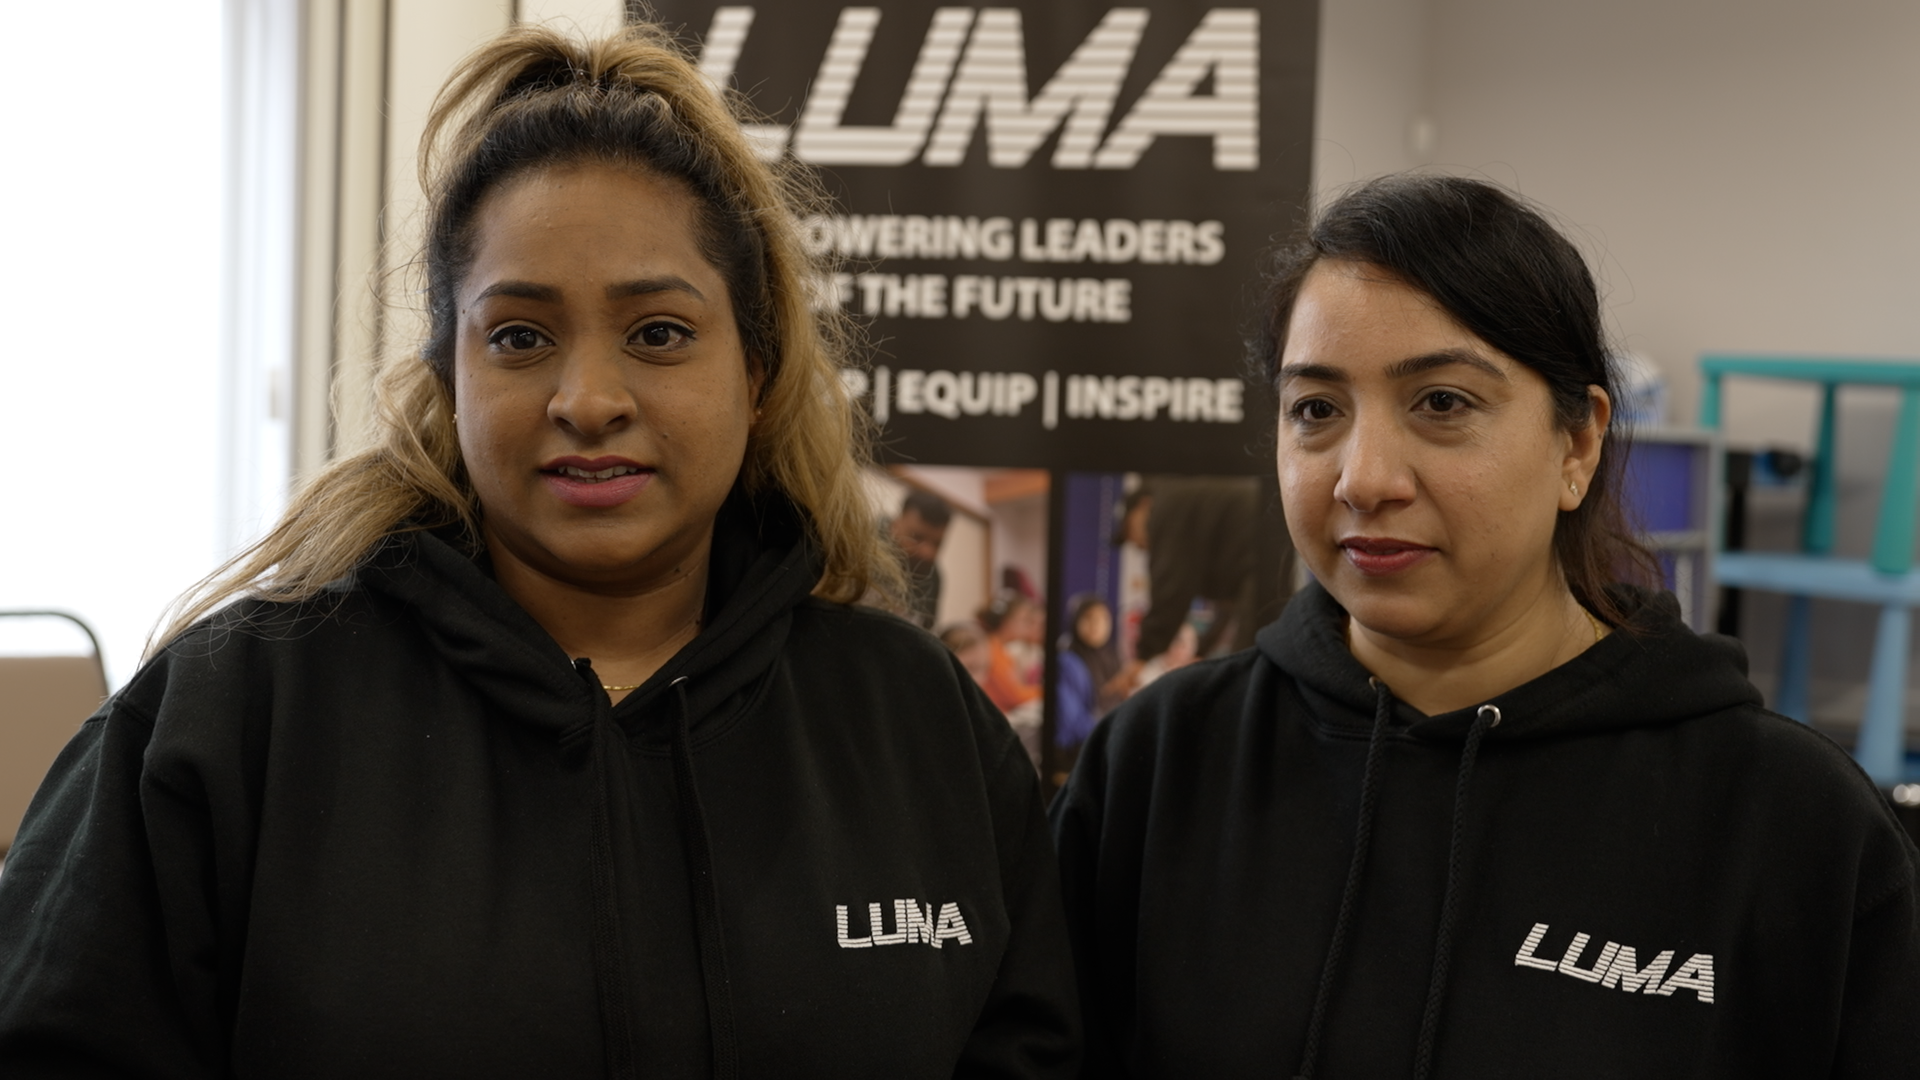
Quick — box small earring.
[1569,480,1579,496]
[451,413,459,425]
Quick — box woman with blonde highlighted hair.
[0,23,1078,1077]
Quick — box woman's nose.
[547,346,634,435]
[1331,413,1417,513]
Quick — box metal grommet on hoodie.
[1476,704,1502,728]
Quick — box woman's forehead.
[1281,260,1523,387]
[462,163,722,300]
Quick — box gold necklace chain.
[595,616,703,695]
[1583,607,1607,643]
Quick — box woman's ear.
[747,351,768,423]
[1561,384,1611,511]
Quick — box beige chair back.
[0,614,108,855]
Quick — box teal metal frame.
[1698,355,1920,786]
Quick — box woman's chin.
[556,548,689,590]
[1330,586,1454,645]
[497,526,699,594]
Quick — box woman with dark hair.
[0,23,1077,1077]
[1052,174,1919,1077]
[1053,594,1134,766]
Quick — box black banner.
[646,0,1319,474]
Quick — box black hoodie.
[1051,581,1920,1078]
[0,492,1079,1078]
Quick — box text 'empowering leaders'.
[647,0,1318,473]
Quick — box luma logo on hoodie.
[836,900,974,948]
[1514,923,1716,1004]
[697,7,1259,169]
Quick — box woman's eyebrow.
[607,276,705,301]
[467,277,708,303]
[1277,349,1508,387]
[1383,348,1510,382]
[1277,362,1347,385]
[472,279,559,303]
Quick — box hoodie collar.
[359,484,823,742]
[1258,580,1763,743]
[1274,580,1761,1080]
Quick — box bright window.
[0,3,227,687]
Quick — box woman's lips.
[540,460,654,508]
[1340,538,1436,575]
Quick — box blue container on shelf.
[1619,429,1718,633]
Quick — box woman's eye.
[488,326,550,352]
[1422,390,1468,414]
[1289,398,1338,423]
[633,321,692,349]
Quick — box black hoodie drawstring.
[1293,689,1503,1080]
[1293,679,1395,1080]
[1410,703,1500,1080]
[577,667,739,1080]
[669,677,739,1080]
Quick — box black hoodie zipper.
[669,675,740,1080]
[573,658,740,1080]
[575,657,640,1080]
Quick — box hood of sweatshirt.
[1257,580,1763,743]
[358,483,823,746]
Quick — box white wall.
[1314,0,1920,444]
[518,0,625,36]
[1313,0,1431,192]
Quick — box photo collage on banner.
[645,0,1317,789]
